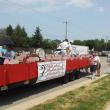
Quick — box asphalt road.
[0,57,109,110]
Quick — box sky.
[0,0,110,41]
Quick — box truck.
[71,45,89,56]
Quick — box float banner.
[38,61,66,81]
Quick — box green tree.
[6,25,13,37]
[42,39,51,49]
[94,39,105,51]
[106,40,110,51]
[21,27,29,47]
[0,28,7,39]
[53,39,61,46]
[12,25,28,47]
[84,40,95,50]
[50,39,61,50]
[31,27,43,48]
[42,39,61,50]
[21,27,27,37]
[73,40,84,45]
[84,39,105,51]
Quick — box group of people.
[0,40,102,80]
[0,46,15,64]
[55,39,101,80]
[90,53,101,80]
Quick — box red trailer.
[0,56,90,91]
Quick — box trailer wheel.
[69,71,75,81]
[75,70,81,79]
[62,72,69,84]
[29,78,37,85]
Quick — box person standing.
[90,53,97,80]
[4,46,15,60]
[95,53,101,76]
[55,39,71,56]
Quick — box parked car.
[101,51,110,57]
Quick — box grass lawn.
[28,75,110,110]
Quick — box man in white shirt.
[91,53,101,79]
[56,39,71,56]
[94,53,101,76]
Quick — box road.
[100,57,110,74]
[0,57,109,110]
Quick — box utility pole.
[64,20,69,39]
[105,36,108,51]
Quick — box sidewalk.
[4,74,109,110]
[105,102,110,110]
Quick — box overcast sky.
[0,0,110,40]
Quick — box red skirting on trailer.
[6,64,29,84]
[66,58,80,71]
[0,57,90,89]
[27,63,38,79]
[66,57,90,71]
[0,65,7,86]
[0,63,38,85]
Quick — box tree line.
[0,25,61,50]
[0,24,110,51]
